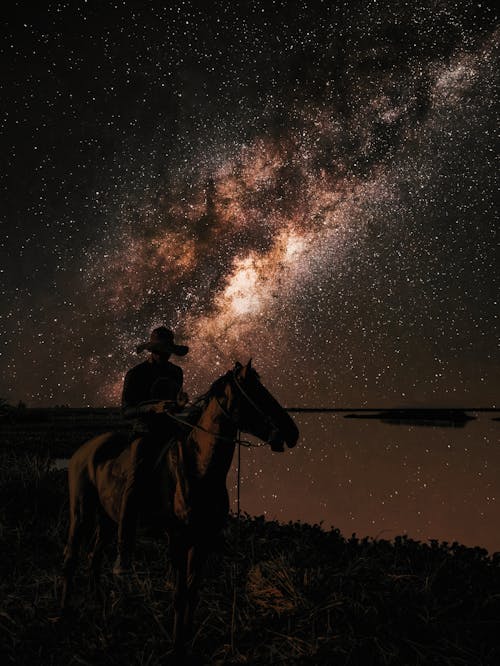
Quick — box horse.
[60,360,299,656]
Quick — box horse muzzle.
[268,425,298,452]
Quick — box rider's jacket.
[121,359,184,435]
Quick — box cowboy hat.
[136,327,189,356]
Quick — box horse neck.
[188,393,237,480]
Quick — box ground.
[0,422,499,664]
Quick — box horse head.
[222,360,299,452]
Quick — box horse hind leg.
[88,508,114,603]
[60,500,83,612]
[60,482,95,613]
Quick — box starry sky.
[1,1,499,547]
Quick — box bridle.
[229,370,282,439]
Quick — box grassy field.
[1,426,499,665]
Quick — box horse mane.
[191,371,232,409]
[190,365,261,411]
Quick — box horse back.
[68,431,129,485]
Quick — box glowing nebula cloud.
[77,26,498,406]
[2,6,496,409]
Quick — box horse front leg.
[184,544,206,644]
[171,538,188,658]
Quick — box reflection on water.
[52,458,69,470]
[229,414,500,553]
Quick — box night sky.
[1,2,499,547]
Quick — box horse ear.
[237,358,252,379]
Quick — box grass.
[0,445,499,664]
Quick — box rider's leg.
[113,436,148,574]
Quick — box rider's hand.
[149,400,172,414]
[176,391,189,408]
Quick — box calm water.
[228,414,500,553]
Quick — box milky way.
[2,1,498,408]
[1,1,499,546]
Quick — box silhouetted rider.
[115,326,189,574]
[121,326,189,433]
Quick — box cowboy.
[122,326,189,430]
[114,326,189,574]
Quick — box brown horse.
[60,360,298,655]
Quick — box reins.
[152,372,273,516]
[165,408,260,447]
[161,410,252,520]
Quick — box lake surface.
[227,414,500,553]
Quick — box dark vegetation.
[1,422,499,665]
